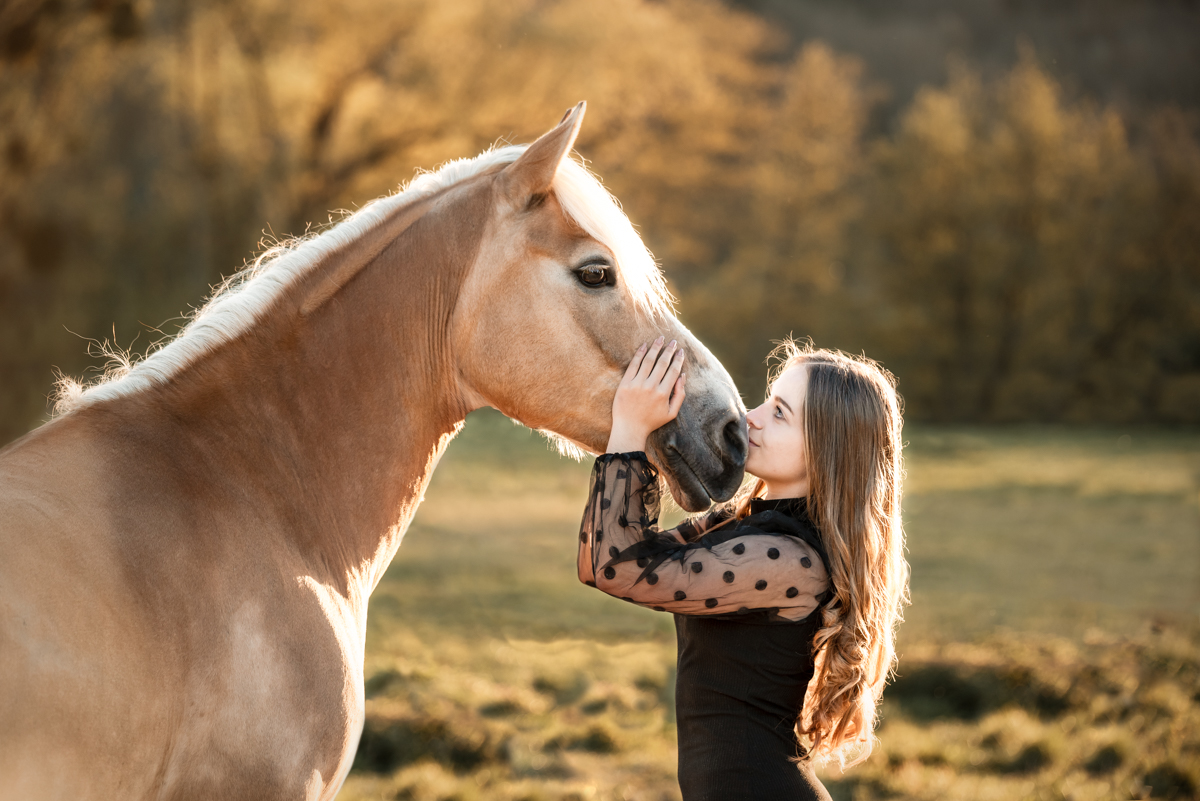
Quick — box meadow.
[337,411,1199,801]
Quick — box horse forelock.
[53,142,673,415]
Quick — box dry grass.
[337,412,1200,801]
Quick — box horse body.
[2,410,364,799]
[0,105,746,799]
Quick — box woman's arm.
[577,338,828,621]
[579,336,685,587]
[577,451,669,587]
[577,453,828,620]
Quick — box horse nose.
[719,412,748,468]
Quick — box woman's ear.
[499,101,586,206]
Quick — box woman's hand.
[606,337,686,453]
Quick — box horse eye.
[577,264,609,287]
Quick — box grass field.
[337,411,1200,801]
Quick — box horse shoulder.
[0,414,362,800]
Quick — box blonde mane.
[54,144,672,415]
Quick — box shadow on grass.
[887,662,1071,722]
[824,776,896,801]
[353,715,499,775]
[1143,762,1197,799]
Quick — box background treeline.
[2,0,1198,443]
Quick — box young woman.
[577,337,909,800]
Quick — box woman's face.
[745,364,809,498]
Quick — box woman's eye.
[774,406,783,418]
[577,265,609,287]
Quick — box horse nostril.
[722,416,748,465]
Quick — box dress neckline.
[748,496,808,518]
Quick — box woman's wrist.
[606,421,650,454]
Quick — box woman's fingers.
[649,340,678,385]
[623,342,648,383]
[668,373,687,417]
[662,346,684,388]
[637,336,666,381]
[611,337,685,441]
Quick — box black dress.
[578,453,834,801]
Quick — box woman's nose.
[746,404,765,430]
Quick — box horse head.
[452,103,747,511]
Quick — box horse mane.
[53,144,673,416]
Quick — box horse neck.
[143,181,491,598]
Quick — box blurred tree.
[670,42,873,398]
[1142,107,1200,423]
[861,53,1200,422]
[0,1,1197,442]
[0,0,779,441]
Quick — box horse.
[0,103,747,799]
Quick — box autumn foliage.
[1,0,1197,442]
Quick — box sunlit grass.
[338,411,1200,801]
[901,427,1200,641]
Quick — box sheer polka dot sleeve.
[577,452,674,587]
[578,454,830,622]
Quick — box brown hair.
[734,339,909,766]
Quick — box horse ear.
[501,101,586,203]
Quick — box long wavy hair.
[733,340,909,766]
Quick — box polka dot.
[636,557,649,568]
[580,531,587,543]
[705,598,718,608]
[732,543,745,555]
[585,581,596,587]
[674,591,687,601]
[609,546,620,558]
[723,571,735,583]
[618,516,628,527]
[601,498,611,509]
[755,580,767,591]
[801,556,812,568]
[767,548,780,560]
[647,573,659,585]
[786,587,799,598]
[690,562,704,574]
[603,567,616,580]
[653,606,665,612]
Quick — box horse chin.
[650,456,702,513]
[649,436,744,514]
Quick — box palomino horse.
[0,104,747,799]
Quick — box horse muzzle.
[649,402,747,513]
